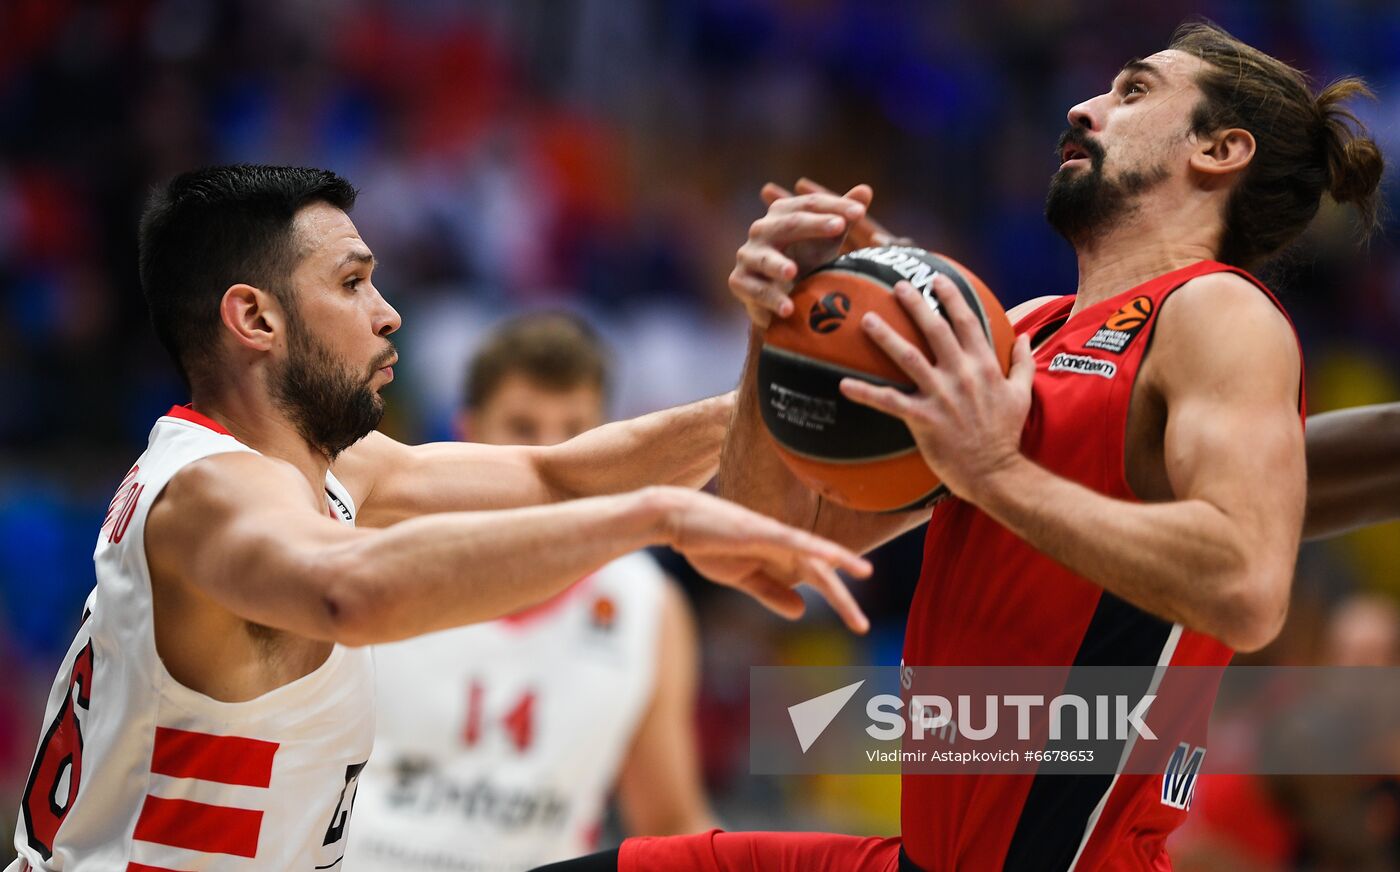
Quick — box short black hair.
[466,312,612,410]
[138,164,358,389]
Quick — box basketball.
[757,246,1015,512]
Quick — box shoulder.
[157,452,317,520]
[1006,294,1065,324]
[1151,271,1300,396]
[1157,271,1297,354]
[330,430,408,499]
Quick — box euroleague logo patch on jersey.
[1048,352,1117,379]
[1085,295,1153,354]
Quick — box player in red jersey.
[534,20,1385,872]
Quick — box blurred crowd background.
[2,0,1399,868]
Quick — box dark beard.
[1045,128,1169,247]
[270,313,392,461]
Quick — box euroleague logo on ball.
[809,292,851,334]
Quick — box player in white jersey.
[7,165,872,872]
[350,314,713,872]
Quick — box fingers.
[793,180,908,253]
[734,242,797,282]
[761,181,793,207]
[728,267,788,323]
[1009,333,1036,390]
[791,178,874,212]
[857,308,939,393]
[841,183,874,208]
[775,523,873,579]
[767,180,888,249]
[797,556,870,634]
[749,210,851,249]
[839,377,916,421]
[890,281,961,372]
[741,572,807,620]
[765,192,867,222]
[928,273,993,360]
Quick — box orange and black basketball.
[758,246,1015,512]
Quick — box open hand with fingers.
[650,486,872,633]
[838,276,1037,503]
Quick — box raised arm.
[146,452,871,648]
[842,272,1303,652]
[720,181,932,552]
[1304,402,1400,539]
[334,393,733,527]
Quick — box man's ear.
[219,283,284,352]
[1190,127,1256,184]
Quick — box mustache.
[1055,127,1106,166]
[369,342,398,376]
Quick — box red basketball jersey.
[899,261,1305,871]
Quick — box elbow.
[316,548,393,647]
[1212,561,1291,654]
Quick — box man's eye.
[344,277,362,291]
[1125,82,1147,97]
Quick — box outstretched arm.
[843,272,1303,652]
[1304,402,1400,539]
[335,393,733,527]
[146,454,871,647]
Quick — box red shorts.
[620,829,905,872]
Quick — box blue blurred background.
[2,1,1399,867]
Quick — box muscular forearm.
[974,458,1293,652]
[718,330,821,525]
[718,330,929,552]
[321,489,669,644]
[537,394,734,499]
[1305,403,1400,539]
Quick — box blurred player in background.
[541,20,1385,872]
[349,313,714,871]
[5,165,870,872]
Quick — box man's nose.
[1067,97,1100,132]
[374,295,401,337]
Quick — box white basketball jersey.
[8,406,375,872]
[347,552,668,872]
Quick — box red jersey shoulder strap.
[1012,295,1074,336]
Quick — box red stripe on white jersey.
[127,863,192,872]
[165,405,231,435]
[150,726,278,788]
[133,796,263,858]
